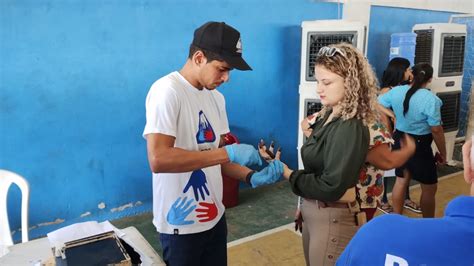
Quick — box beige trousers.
[301,199,359,266]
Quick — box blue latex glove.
[224,143,262,166]
[249,160,284,188]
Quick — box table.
[0,226,165,266]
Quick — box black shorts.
[392,130,438,185]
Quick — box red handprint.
[196,202,218,222]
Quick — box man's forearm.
[221,162,253,182]
[148,147,230,173]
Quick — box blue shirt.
[378,85,442,135]
[337,196,474,266]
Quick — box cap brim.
[221,55,252,71]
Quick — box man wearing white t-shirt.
[143,21,284,265]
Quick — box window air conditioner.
[412,23,466,164]
[298,20,367,168]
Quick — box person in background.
[356,121,416,220]
[463,138,473,195]
[297,113,415,224]
[336,138,474,266]
[378,63,446,218]
[276,43,374,266]
[143,21,283,265]
[378,57,421,214]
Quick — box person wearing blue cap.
[143,21,283,265]
[336,138,474,266]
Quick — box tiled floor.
[394,172,470,218]
[225,172,469,265]
[111,165,466,261]
[227,225,305,266]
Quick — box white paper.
[46,221,124,257]
[0,245,10,257]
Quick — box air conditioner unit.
[412,23,466,164]
[298,20,367,168]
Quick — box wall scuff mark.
[80,211,91,217]
[37,218,65,227]
[111,203,133,212]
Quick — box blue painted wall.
[0,0,339,240]
[367,6,471,137]
[367,6,458,79]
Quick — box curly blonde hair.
[315,43,379,125]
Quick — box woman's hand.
[434,152,446,165]
[301,112,318,137]
[274,147,293,180]
[294,208,303,233]
[258,139,293,179]
[258,139,279,162]
[280,163,293,180]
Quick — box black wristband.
[245,170,256,185]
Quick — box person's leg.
[379,176,394,214]
[392,170,411,214]
[382,177,389,203]
[409,133,437,217]
[201,215,227,266]
[159,231,205,266]
[404,178,422,213]
[404,185,411,200]
[419,183,437,218]
[324,208,359,265]
[390,130,410,215]
[403,181,422,213]
[301,199,329,266]
[301,213,310,266]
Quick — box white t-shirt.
[143,71,229,235]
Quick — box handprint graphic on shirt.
[183,169,210,201]
[195,202,218,223]
[166,197,196,226]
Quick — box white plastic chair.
[0,169,29,256]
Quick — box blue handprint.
[166,197,196,226]
[183,169,210,201]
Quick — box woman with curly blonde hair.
[273,43,414,266]
[312,43,379,125]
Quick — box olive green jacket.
[290,111,369,202]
